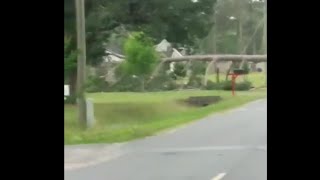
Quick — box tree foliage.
[64,36,77,81]
[64,0,218,56]
[173,63,187,78]
[121,32,159,77]
[199,0,265,54]
[64,0,265,93]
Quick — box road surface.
[65,99,266,180]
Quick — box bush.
[165,81,179,90]
[205,80,223,90]
[107,75,142,92]
[86,75,109,93]
[241,61,250,74]
[186,75,204,89]
[64,95,77,104]
[222,80,252,91]
[173,63,187,77]
[146,73,178,91]
[107,73,179,92]
[205,80,252,91]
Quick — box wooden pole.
[263,0,267,86]
[75,0,87,128]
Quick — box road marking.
[211,172,226,180]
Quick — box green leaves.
[64,36,77,79]
[122,32,159,77]
[199,0,265,54]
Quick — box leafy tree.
[65,0,218,56]
[120,32,159,91]
[199,0,265,54]
[64,0,220,93]
[142,0,216,47]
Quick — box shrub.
[86,75,109,93]
[107,75,141,92]
[222,80,252,91]
[146,73,178,91]
[173,63,187,77]
[241,61,250,74]
[205,80,252,91]
[64,95,77,104]
[186,75,204,89]
[205,80,223,90]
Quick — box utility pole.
[262,0,267,86]
[75,0,87,128]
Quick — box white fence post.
[86,98,95,128]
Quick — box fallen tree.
[106,53,267,63]
[162,54,267,63]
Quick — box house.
[154,39,191,73]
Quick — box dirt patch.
[181,96,222,107]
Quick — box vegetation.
[86,75,109,93]
[208,72,266,88]
[118,32,159,91]
[64,36,78,103]
[173,63,187,78]
[65,89,266,144]
[199,0,265,54]
[64,0,266,92]
[64,0,267,144]
[205,80,252,91]
[64,36,77,81]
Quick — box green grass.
[65,90,266,145]
[208,72,266,88]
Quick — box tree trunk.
[216,68,220,83]
[141,76,145,92]
[225,62,234,81]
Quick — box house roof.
[103,39,185,62]
[155,39,172,52]
[171,48,183,58]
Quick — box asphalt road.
[65,99,267,180]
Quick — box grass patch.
[65,90,266,145]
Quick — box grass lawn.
[207,72,266,88]
[65,89,266,145]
